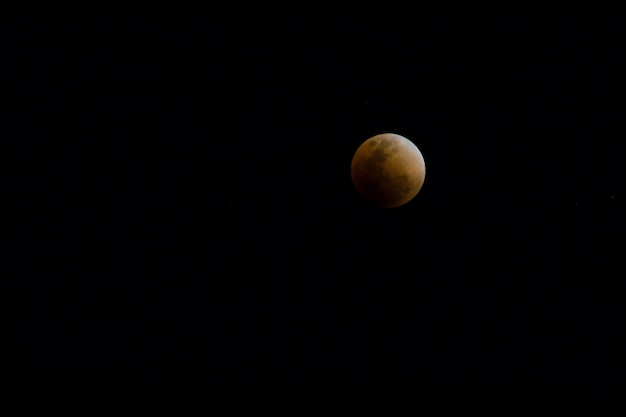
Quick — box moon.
[351,133,426,208]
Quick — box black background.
[2,16,625,383]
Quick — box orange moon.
[351,133,426,208]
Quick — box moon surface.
[351,133,426,208]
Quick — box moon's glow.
[351,133,426,208]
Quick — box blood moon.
[351,133,426,208]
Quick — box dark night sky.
[3,16,625,383]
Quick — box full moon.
[351,133,426,208]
